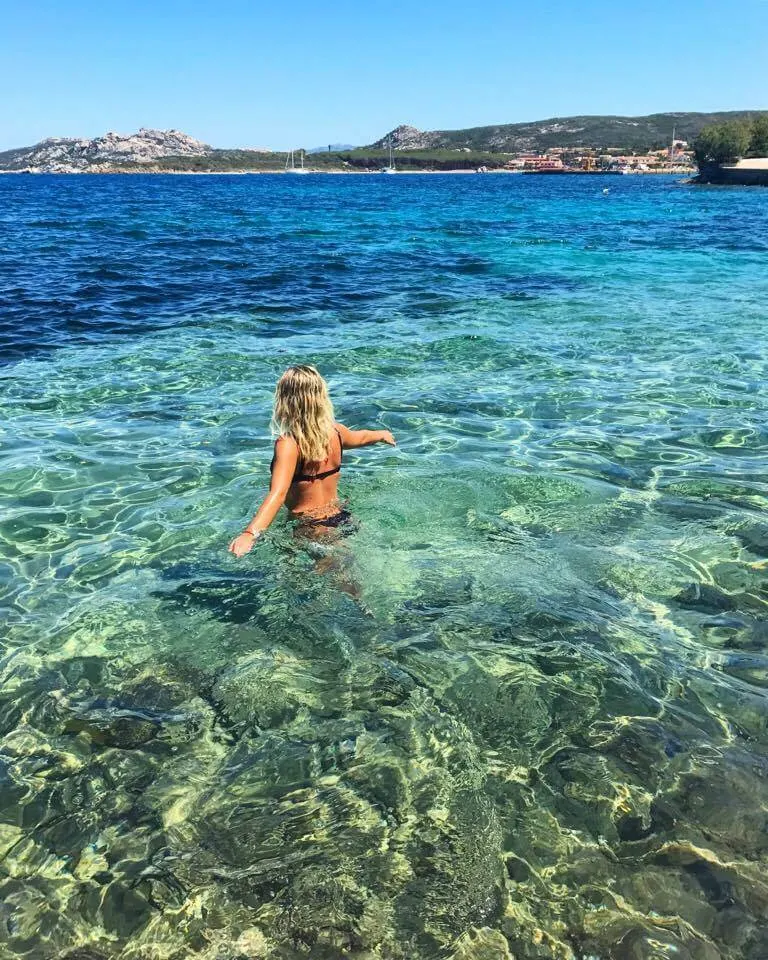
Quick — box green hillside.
[372,111,766,153]
[0,145,39,169]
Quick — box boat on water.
[381,138,396,174]
[285,149,309,174]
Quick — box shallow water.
[1,173,768,960]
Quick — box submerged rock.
[701,615,751,631]
[58,949,113,960]
[658,752,768,859]
[52,674,209,749]
[394,787,506,949]
[211,648,326,730]
[583,920,722,960]
[733,522,768,558]
[656,496,726,523]
[448,927,515,959]
[701,615,768,651]
[0,651,66,736]
[0,756,28,824]
[156,565,269,625]
[675,583,736,612]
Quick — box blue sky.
[2,0,767,150]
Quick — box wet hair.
[271,365,335,463]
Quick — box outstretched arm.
[336,422,396,449]
[228,436,298,557]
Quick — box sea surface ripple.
[1,173,768,960]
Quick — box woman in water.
[228,365,395,557]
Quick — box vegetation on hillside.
[114,149,514,173]
[693,114,768,166]
[319,150,506,171]
[372,111,762,154]
[0,145,40,170]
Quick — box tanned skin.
[228,423,395,557]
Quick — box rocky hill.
[372,125,438,150]
[0,128,211,173]
[3,112,765,173]
[372,111,765,154]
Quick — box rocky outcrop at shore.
[695,158,768,185]
[0,128,211,173]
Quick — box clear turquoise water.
[1,173,768,960]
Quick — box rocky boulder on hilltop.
[0,128,211,173]
[371,125,440,150]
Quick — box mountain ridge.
[370,111,765,153]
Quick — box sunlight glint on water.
[1,173,767,959]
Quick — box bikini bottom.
[302,508,353,530]
[292,501,358,543]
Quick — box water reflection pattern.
[0,174,767,959]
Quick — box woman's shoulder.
[274,434,300,457]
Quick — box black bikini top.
[270,429,343,483]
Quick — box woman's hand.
[379,431,396,446]
[228,530,262,557]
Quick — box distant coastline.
[3,112,743,176]
[0,167,688,176]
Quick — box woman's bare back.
[281,429,343,517]
[228,419,395,557]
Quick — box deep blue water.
[1,173,768,960]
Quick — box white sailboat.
[381,137,397,174]
[285,149,309,174]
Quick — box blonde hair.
[271,365,335,463]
